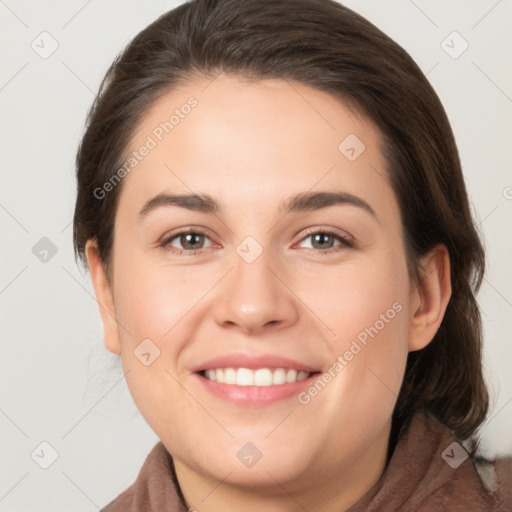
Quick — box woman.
[72,0,512,510]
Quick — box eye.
[295,228,353,254]
[160,228,215,255]
[159,227,353,256]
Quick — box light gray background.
[1,1,511,510]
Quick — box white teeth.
[237,368,254,386]
[254,368,273,386]
[297,371,310,381]
[272,368,287,385]
[203,367,312,386]
[286,369,297,383]
[223,368,236,384]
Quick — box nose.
[213,243,299,335]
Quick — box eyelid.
[159,225,355,255]
[294,226,354,246]
[158,226,216,252]
[159,225,212,243]
[292,226,354,253]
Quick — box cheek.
[302,254,409,353]
[304,250,411,410]
[111,259,201,442]
[113,256,194,343]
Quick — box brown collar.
[102,410,511,511]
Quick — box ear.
[408,244,452,352]
[85,239,121,355]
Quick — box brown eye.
[178,233,205,250]
[297,229,353,254]
[160,229,214,255]
[310,233,336,250]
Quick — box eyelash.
[159,226,354,257]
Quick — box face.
[88,74,439,498]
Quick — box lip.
[190,352,320,407]
[193,372,319,407]
[190,352,319,373]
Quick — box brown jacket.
[101,411,512,511]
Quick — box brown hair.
[73,0,488,446]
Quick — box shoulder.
[101,484,135,511]
[387,410,512,510]
[99,441,186,512]
[473,454,512,510]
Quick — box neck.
[173,420,391,512]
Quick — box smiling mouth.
[199,367,318,386]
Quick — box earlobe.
[85,239,121,355]
[408,244,452,352]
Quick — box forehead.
[116,74,395,221]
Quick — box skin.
[86,74,451,512]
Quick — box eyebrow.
[138,190,377,220]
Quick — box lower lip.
[194,373,319,407]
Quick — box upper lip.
[190,353,319,373]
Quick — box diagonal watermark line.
[200,71,222,93]
[163,267,234,337]
[425,61,439,77]
[0,203,29,232]
[481,397,512,430]
[266,409,294,438]
[61,61,95,95]
[61,369,131,439]
[483,277,512,309]
[407,0,439,29]
[368,367,398,398]
[0,0,29,28]
[472,61,512,105]
[478,397,512,445]
[284,78,336,131]
[60,219,73,233]
[266,266,337,336]
[0,472,29,503]
[0,62,29,92]
[478,204,499,227]
[0,408,29,438]
[164,369,234,438]
[266,471,308,511]
[472,0,503,30]
[266,163,337,234]
[199,471,233,503]
[61,471,101,510]
[0,265,28,295]
[61,0,94,29]
[60,265,131,335]
[368,162,390,188]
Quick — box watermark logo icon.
[338,134,366,161]
[134,338,161,366]
[237,442,262,468]
[32,237,58,263]
[441,31,469,60]
[236,236,263,264]
[441,441,468,469]
[31,31,59,59]
[31,441,59,469]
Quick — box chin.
[215,457,311,491]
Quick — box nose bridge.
[213,233,298,332]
